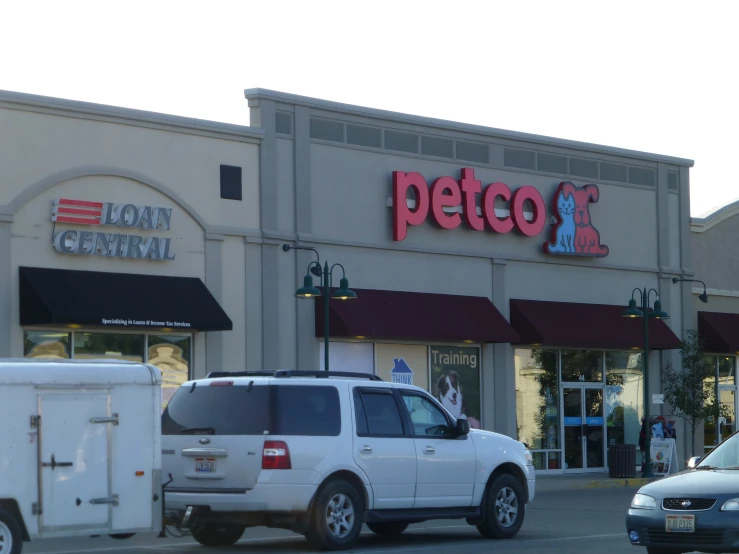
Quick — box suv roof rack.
[205,370,383,381]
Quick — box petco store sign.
[51,198,176,261]
[390,168,608,258]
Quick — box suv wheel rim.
[325,493,355,539]
[0,520,12,554]
[495,486,519,528]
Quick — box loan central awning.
[510,299,681,350]
[19,266,232,332]
[315,288,520,343]
[698,311,739,353]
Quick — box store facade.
[690,203,739,455]
[244,88,694,472]
[0,90,263,407]
[1,87,697,473]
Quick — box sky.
[1,0,736,218]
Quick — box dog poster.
[430,345,482,429]
[375,343,429,390]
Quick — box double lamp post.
[282,244,356,372]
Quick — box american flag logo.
[51,198,104,226]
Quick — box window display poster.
[430,345,482,429]
[319,341,374,374]
[375,343,429,390]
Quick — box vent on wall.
[220,165,242,201]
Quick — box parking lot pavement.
[22,482,658,554]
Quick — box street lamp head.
[295,274,321,299]
[309,265,322,277]
[650,299,669,320]
[622,299,643,318]
[699,291,709,303]
[331,277,357,300]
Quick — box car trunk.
[161,381,269,492]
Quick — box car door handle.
[424,446,435,454]
[361,445,372,453]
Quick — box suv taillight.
[262,440,291,470]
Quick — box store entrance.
[563,385,605,471]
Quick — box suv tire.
[306,479,364,551]
[476,474,525,539]
[367,522,409,536]
[0,507,22,554]
[191,523,246,547]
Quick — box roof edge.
[691,198,739,233]
[0,88,265,141]
[244,88,694,166]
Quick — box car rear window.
[271,385,341,436]
[162,383,269,435]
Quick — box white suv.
[161,370,535,551]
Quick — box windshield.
[697,430,739,469]
[162,384,269,435]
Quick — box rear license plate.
[665,514,695,532]
[195,457,215,473]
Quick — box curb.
[575,477,662,489]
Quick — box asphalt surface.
[20,476,665,554]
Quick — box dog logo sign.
[543,181,609,257]
[390,358,413,385]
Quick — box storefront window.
[704,356,737,449]
[73,332,145,361]
[430,345,482,430]
[319,341,374,373]
[561,350,603,382]
[515,349,560,470]
[148,335,191,410]
[24,330,70,358]
[605,352,643,448]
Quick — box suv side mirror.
[687,456,702,469]
[454,418,470,437]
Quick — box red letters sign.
[392,167,546,241]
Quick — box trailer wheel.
[0,507,22,554]
[108,533,136,539]
[191,524,245,547]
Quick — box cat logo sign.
[543,181,609,258]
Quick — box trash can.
[608,444,636,478]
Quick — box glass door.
[563,386,605,471]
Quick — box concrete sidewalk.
[535,471,662,492]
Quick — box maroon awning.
[315,289,520,343]
[509,299,682,350]
[698,311,739,353]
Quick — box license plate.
[195,457,215,473]
[665,514,695,533]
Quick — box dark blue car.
[626,431,739,554]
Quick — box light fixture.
[295,274,321,299]
[673,277,708,304]
[67,323,81,329]
[622,299,643,318]
[650,300,669,319]
[330,277,357,300]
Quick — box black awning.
[20,266,232,332]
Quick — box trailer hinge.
[32,502,42,515]
[89,413,119,425]
[30,415,40,428]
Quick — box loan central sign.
[51,198,176,261]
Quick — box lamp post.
[282,244,356,372]
[622,288,669,478]
[673,277,716,445]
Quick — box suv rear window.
[162,384,269,435]
[271,385,340,436]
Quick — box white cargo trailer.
[0,359,163,554]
